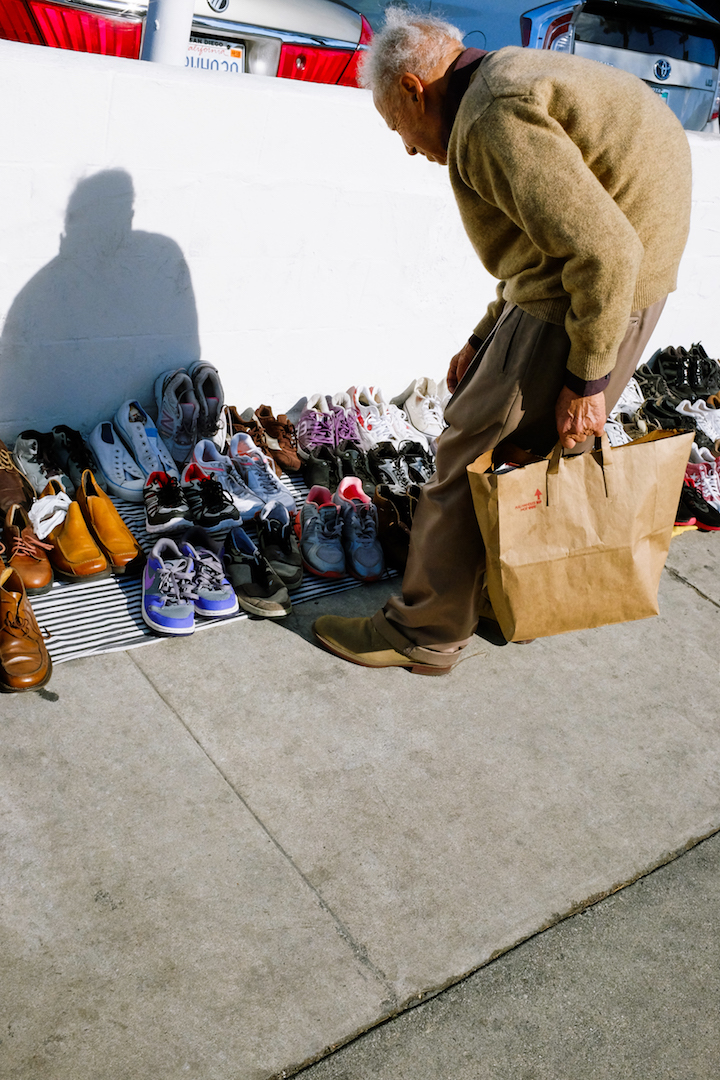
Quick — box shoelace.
[315,507,343,542]
[362,406,395,443]
[298,409,335,449]
[199,475,233,514]
[244,457,281,499]
[11,528,53,562]
[153,476,185,509]
[2,605,32,639]
[350,503,378,545]
[419,394,444,424]
[334,408,360,444]
[191,550,226,593]
[157,559,197,604]
[690,465,720,508]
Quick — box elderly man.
[313,8,692,675]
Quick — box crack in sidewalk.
[665,565,720,609]
[127,652,398,1008]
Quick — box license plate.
[186,37,244,75]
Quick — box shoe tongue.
[128,404,144,423]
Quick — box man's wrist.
[563,370,611,398]
[468,333,483,351]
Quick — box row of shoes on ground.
[143,514,302,634]
[637,342,720,403]
[675,448,720,531]
[302,438,435,496]
[292,381,445,461]
[606,366,720,454]
[141,433,297,535]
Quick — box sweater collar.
[443,47,489,135]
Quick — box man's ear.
[400,73,424,108]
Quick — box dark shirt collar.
[443,47,489,137]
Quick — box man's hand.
[555,386,607,449]
[447,341,478,394]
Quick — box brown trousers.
[384,299,666,647]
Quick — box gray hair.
[359,6,464,101]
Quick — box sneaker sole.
[301,556,345,579]
[141,609,195,636]
[236,594,292,618]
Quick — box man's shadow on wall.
[0,169,200,442]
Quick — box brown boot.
[0,440,35,516]
[0,566,52,692]
[255,405,302,473]
[3,504,54,595]
[75,470,145,575]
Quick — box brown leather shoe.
[255,405,302,473]
[75,470,145,575]
[3,505,54,595]
[43,494,110,582]
[0,566,52,692]
[225,406,282,476]
[0,440,35,516]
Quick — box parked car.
[0,0,373,86]
[521,0,720,129]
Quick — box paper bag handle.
[546,434,614,504]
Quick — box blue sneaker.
[178,527,239,619]
[297,486,345,578]
[113,400,179,481]
[333,477,385,581]
[142,538,196,636]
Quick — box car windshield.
[574,11,719,65]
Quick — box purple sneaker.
[141,538,196,636]
[328,394,363,447]
[297,394,336,459]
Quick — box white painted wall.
[0,39,718,446]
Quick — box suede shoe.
[254,405,302,473]
[313,612,457,676]
[0,439,35,516]
[0,566,52,692]
[3,505,54,596]
[75,470,145,575]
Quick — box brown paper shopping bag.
[467,430,693,642]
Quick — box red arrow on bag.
[535,489,542,502]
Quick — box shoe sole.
[236,595,292,618]
[313,626,452,676]
[141,609,195,636]
[51,567,112,584]
[301,556,345,579]
[0,656,53,693]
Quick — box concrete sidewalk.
[1,530,719,1080]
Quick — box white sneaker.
[690,442,718,464]
[604,418,632,447]
[348,385,397,448]
[228,433,297,514]
[88,421,146,503]
[686,461,720,509]
[332,391,374,452]
[113,401,179,481]
[391,377,445,439]
[609,376,645,423]
[676,399,720,442]
[191,438,264,519]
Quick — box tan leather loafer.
[45,499,110,582]
[0,566,52,692]
[3,504,54,595]
[313,611,458,676]
[75,470,144,575]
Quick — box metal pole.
[140,0,196,66]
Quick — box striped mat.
[31,474,397,666]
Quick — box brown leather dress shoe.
[0,566,52,692]
[0,440,35,516]
[3,504,54,595]
[46,499,110,582]
[255,405,302,473]
[75,470,145,575]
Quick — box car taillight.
[338,15,373,87]
[278,14,373,88]
[544,16,572,51]
[520,16,531,49]
[0,0,44,44]
[0,0,141,59]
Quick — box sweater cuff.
[563,370,611,397]
[468,333,484,351]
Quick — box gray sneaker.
[255,499,303,589]
[154,368,199,467]
[13,430,74,496]
[187,360,225,445]
[222,527,291,617]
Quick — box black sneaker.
[144,470,193,534]
[368,442,411,491]
[677,481,720,531]
[335,441,376,497]
[255,499,303,589]
[180,462,240,533]
[51,425,106,492]
[634,363,674,402]
[223,526,291,617]
[397,440,435,485]
[301,444,341,492]
[372,483,414,571]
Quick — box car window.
[574,11,719,66]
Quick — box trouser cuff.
[372,610,469,667]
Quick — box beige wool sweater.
[448,47,692,383]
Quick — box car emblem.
[207,0,229,12]
[654,58,671,81]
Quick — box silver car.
[0,0,373,86]
[521,0,720,130]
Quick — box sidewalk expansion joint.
[127,652,398,1007]
[665,565,720,610]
